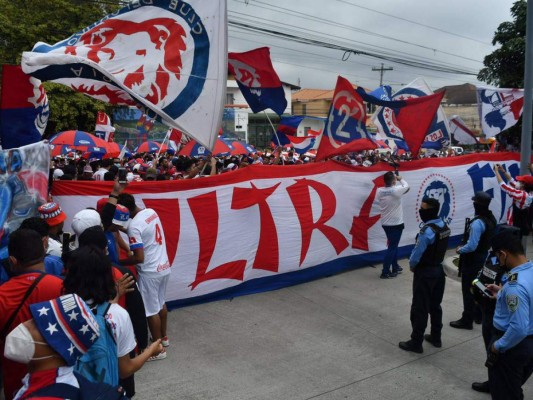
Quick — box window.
[226,93,235,105]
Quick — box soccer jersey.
[127,209,170,278]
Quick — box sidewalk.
[136,247,533,399]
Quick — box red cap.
[38,202,67,227]
[516,175,533,185]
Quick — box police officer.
[451,191,496,330]
[399,197,450,353]
[485,230,533,399]
[471,241,509,393]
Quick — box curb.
[443,255,461,282]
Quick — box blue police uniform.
[407,218,448,347]
[454,211,496,328]
[488,261,533,399]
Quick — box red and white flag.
[449,115,478,145]
[94,111,115,142]
[21,0,227,150]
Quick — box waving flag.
[315,76,377,161]
[21,0,227,150]
[360,85,444,158]
[271,131,316,154]
[136,113,155,142]
[94,111,115,142]
[449,115,478,145]
[372,78,450,151]
[369,85,392,101]
[0,65,49,149]
[277,116,305,136]
[228,47,287,115]
[477,87,524,138]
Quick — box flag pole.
[156,130,170,160]
[263,111,285,165]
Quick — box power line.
[332,0,492,46]
[228,10,482,71]
[232,0,484,64]
[229,20,479,75]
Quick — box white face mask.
[4,324,53,364]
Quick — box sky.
[227,0,517,91]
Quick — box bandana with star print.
[30,294,100,366]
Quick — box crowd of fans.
[49,145,483,184]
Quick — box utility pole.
[372,63,393,86]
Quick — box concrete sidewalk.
[136,248,533,400]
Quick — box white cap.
[71,209,102,238]
[53,169,64,179]
[126,172,134,182]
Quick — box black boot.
[398,340,423,354]
[449,319,473,330]
[471,381,490,393]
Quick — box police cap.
[421,196,440,209]
[471,191,491,207]
[491,228,522,253]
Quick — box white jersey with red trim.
[128,208,171,277]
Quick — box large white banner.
[52,153,520,307]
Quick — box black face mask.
[474,203,488,216]
[419,208,439,223]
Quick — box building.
[224,77,300,149]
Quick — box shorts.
[137,274,169,317]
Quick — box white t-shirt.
[105,303,137,358]
[47,237,62,257]
[376,179,409,226]
[93,168,107,181]
[128,208,171,278]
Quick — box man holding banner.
[376,171,410,279]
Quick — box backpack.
[75,302,119,387]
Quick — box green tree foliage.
[478,0,526,88]
[0,0,126,135]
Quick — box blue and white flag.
[372,78,450,150]
[476,87,524,138]
[271,131,316,154]
[369,85,392,101]
[21,0,227,150]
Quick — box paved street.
[136,249,533,399]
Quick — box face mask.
[114,163,121,168]
[419,208,438,223]
[4,324,52,364]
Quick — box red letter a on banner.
[188,191,247,290]
[286,178,349,266]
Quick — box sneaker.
[389,272,398,278]
[148,349,167,362]
[398,340,423,354]
[393,266,403,274]
[161,336,170,347]
[380,273,391,279]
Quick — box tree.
[478,0,526,88]
[0,0,126,135]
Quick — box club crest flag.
[271,131,316,154]
[449,115,478,145]
[476,87,524,138]
[21,0,227,150]
[94,111,115,142]
[316,76,377,161]
[228,47,287,115]
[0,65,49,149]
[277,116,305,136]
[372,78,450,151]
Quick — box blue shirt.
[493,261,533,352]
[457,218,485,254]
[409,218,445,269]
[44,255,64,277]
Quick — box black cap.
[491,229,521,252]
[472,191,491,207]
[421,196,440,209]
[78,226,107,250]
